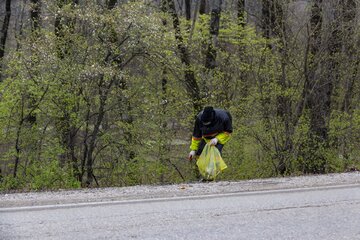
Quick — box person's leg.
[191,139,206,181]
[195,139,206,156]
[215,143,224,155]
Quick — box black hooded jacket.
[190,109,232,150]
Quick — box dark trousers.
[195,139,224,156]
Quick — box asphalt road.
[1,184,359,240]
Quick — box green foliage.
[27,160,80,190]
[1,2,359,191]
[0,176,26,191]
[0,161,80,191]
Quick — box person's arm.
[216,131,231,144]
[190,137,202,151]
[190,117,202,151]
[217,111,233,145]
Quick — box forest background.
[0,0,359,191]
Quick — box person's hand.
[188,150,196,160]
[209,138,218,146]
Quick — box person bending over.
[188,106,233,160]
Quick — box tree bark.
[80,104,91,182]
[199,0,207,14]
[165,0,202,112]
[341,0,357,113]
[107,0,117,9]
[55,0,78,58]
[86,77,109,186]
[334,0,358,164]
[261,0,272,39]
[184,0,191,20]
[237,0,245,26]
[54,0,81,180]
[261,0,293,174]
[85,18,137,185]
[13,86,49,178]
[308,0,327,141]
[0,0,11,81]
[13,106,24,178]
[188,0,200,42]
[30,0,41,31]
[26,0,42,127]
[301,0,330,174]
[261,0,284,46]
[205,2,221,70]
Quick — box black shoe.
[198,178,214,183]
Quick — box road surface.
[1,184,360,240]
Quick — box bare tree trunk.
[188,0,200,42]
[341,0,357,113]
[261,0,272,40]
[85,71,123,186]
[13,87,49,178]
[184,0,191,20]
[107,0,117,9]
[199,0,207,14]
[165,0,202,112]
[237,0,245,26]
[236,0,248,102]
[261,0,284,46]
[86,77,110,186]
[54,0,81,180]
[335,0,358,165]
[55,0,78,57]
[326,1,341,118]
[25,0,43,127]
[80,103,91,182]
[301,0,330,174]
[260,0,275,124]
[0,0,12,81]
[259,1,275,128]
[159,72,168,183]
[295,1,323,143]
[308,0,326,140]
[205,1,221,69]
[274,1,292,175]
[13,103,25,178]
[30,0,41,31]
[260,0,294,175]
[84,2,135,186]
[55,1,65,57]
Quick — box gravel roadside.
[1,172,359,208]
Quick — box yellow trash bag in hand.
[196,144,227,180]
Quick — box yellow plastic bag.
[196,144,227,180]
